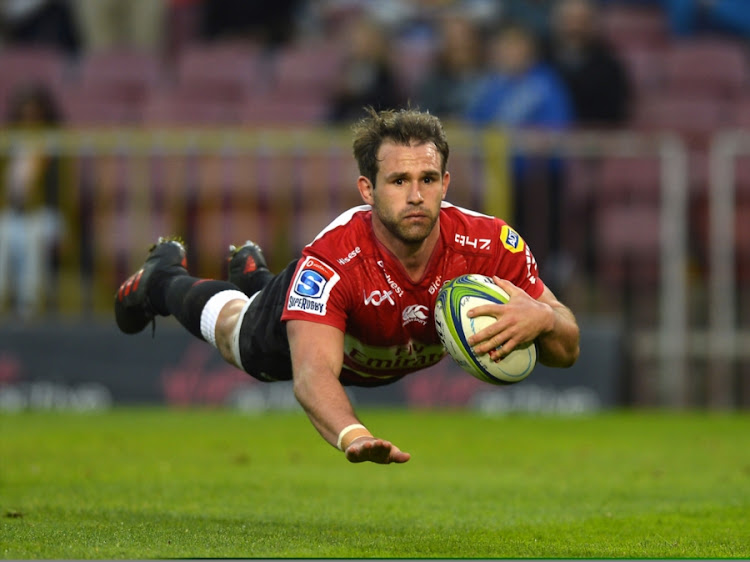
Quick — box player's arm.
[466,277,580,368]
[286,319,411,464]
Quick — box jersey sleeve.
[280,252,351,331]
[495,221,545,299]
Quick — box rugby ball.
[434,274,537,385]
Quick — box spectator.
[465,24,573,292]
[327,15,403,123]
[500,0,556,40]
[415,14,485,120]
[663,0,750,38]
[465,23,572,129]
[0,83,65,319]
[545,0,632,127]
[198,0,303,47]
[73,0,166,53]
[0,0,79,55]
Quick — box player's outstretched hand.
[345,437,411,464]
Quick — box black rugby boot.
[114,237,188,334]
[227,240,272,296]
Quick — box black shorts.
[236,259,299,382]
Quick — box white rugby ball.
[434,274,537,385]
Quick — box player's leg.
[212,258,300,381]
[114,237,247,342]
[115,237,295,381]
[226,240,273,296]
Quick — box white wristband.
[336,423,367,451]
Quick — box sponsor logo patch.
[500,224,525,254]
[337,246,361,266]
[363,289,395,306]
[428,275,443,295]
[376,260,404,297]
[287,257,340,316]
[402,304,429,326]
[454,233,491,250]
[344,336,446,375]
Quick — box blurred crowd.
[1,0,750,318]
[2,0,750,130]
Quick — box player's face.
[358,141,449,246]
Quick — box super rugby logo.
[287,257,340,316]
[402,304,429,326]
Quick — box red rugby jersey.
[281,202,545,386]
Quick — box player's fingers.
[472,326,513,355]
[465,310,512,348]
[493,277,519,295]
[389,445,411,463]
[466,302,505,319]
[346,439,409,465]
[345,438,387,463]
[488,336,519,361]
[390,451,411,463]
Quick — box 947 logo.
[455,233,491,250]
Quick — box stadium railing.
[706,132,750,408]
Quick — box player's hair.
[352,107,450,186]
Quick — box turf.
[1,408,749,559]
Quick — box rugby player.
[115,108,580,464]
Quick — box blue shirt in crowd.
[465,63,572,129]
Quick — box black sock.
[233,268,274,297]
[158,276,239,341]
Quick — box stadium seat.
[0,47,69,114]
[598,156,662,204]
[270,40,343,101]
[617,45,665,99]
[76,49,162,104]
[175,41,267,103]
[661,39,749,99]
[142,90,242,125]
[734,156,750,202]
[595,205,661,288]
[564,158,602,205]
[0,46,69,91]
[633,94,727,146]
[240,95,329,126]
[599,4,669,51]
[596,206,661,256]
[733,97,750,129]
[58,85,141,125]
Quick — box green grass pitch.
[1,408,749,559]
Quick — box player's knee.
[214,299,247,367]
